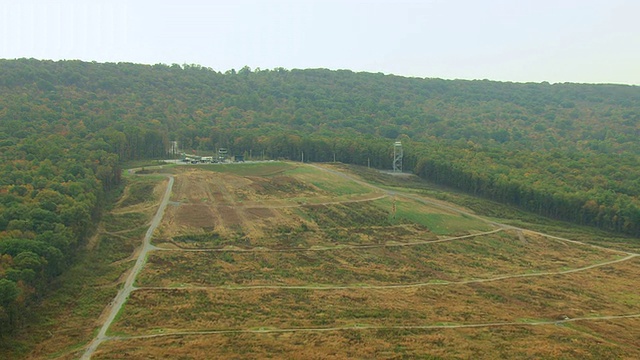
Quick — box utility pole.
[301,151,304,163]
[392,197,397,219]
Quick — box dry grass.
[113,256,640,338]
[84,164,640,359]
[137,231,622,288]
[93,319,640,360]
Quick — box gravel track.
[80,175,174,360]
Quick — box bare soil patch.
[244,207,276,220]
[175,204,217,228]
[245,175,323,198]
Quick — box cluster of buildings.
[180,148,244,164]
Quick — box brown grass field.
[113,255,640,334]
[93,319,640,359]
[137,231,622,288]
[33,162,640,359]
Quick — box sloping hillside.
[1,59,640,342]
[1,59,639,237]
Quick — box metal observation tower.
[393,141,403,172]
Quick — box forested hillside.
[1,59,639,334]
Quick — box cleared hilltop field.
[45,162,640,359]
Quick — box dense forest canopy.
[0,58,639,334]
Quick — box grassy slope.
[4,162,639,359]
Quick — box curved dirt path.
[107,313,640,341]
[80,175,174,360]
[137,253,638,291]
[156,228,503,252]
[308,164,639,257]
[523,229,638,256]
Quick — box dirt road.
[80,175,174,360]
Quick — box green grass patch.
[287,166,374,196]
[96,234,139,263]
[391,202,490,235]
[103,212,149,232]
[198,161,297,176]
[120,180,157,207]
[343,164,637,250]
[122,159,169,169]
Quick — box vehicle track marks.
[106,313,640,341]
[80,175,174,360]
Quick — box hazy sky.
[1,0,638,85]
